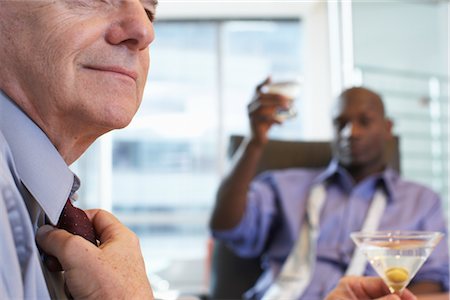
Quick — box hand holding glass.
[262,79,301,122]
[351,231,443,294]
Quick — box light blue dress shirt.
[0,91,74,299]
[213,160,449,299]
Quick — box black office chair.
[208,135,400,300]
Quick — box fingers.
[43,254,62,272]
[247,100,262,115]
[351,277,416,300]
[36,225,73,258]
[36,225,97,269]
[248,77,294,136]
[248,93,291,121]
[397,289,417,300]
[331,276,389,299]
[248,94,290,112]
[255,76,271,92]
[376,295,401,300]
[37,211,152,300]
[357,277,392,298]
[247,81,292,144]
[375,292,416,300]
[85,209,134,245]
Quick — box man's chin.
[109,114,135,130]
[100,100,139,129]
[338,156,365,169]
[336,150,353,166]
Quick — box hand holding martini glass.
[351,231,443,294]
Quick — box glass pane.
[352,1,449,210]
[221,20,303,141]
[110,21,219,293]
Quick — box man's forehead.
[332,96,383,119]
[341,88,383,110]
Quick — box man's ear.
[384,118,394,139]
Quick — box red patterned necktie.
[57,199,97,245]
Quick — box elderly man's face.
[0,0,156,134]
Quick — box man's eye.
[333,119,345,130]
[359,117,371,127]
[145,9,155,22]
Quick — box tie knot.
[57,199,97,245]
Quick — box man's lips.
[84,65,138,81]
[340,141,364,155]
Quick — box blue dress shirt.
[213,160,449,299]
[0,91,74,299]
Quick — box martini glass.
[351,231,443,294]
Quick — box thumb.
[376,290,417,300]
[84,209,130,245]
[36,224,96,269]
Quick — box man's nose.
[340,122,352,139]
[105,1,155,51]
[340,122,361,139]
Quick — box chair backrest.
[209,135,400,300]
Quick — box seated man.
[209,80,449,300]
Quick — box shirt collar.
[379,168,398,202]
[312,159,340,185]
[313,158,397,203]
[0,90,73,225]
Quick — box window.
[356,66,449,210]
[352,0,449,212]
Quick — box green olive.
[385,267,409,283]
